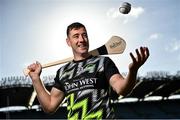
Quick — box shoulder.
[90,55,114,63]
[92,55,111,61]
[55,61,73,74]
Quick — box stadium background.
[1,71,180,119]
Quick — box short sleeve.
[104,57,120,81]
[53,69,65,92]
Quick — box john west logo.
[109,41,121,48]
[64,78,97,92]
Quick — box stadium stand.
[0,71,180,119]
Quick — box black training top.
[54,55,119,119]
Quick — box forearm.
[31,77,52,112]
[122,69,137,96]
[110,70,137,96]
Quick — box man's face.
[66,27,89,56]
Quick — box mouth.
[78,44,87,49]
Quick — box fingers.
[36,61,42,68]
[136,48,141,62]
[141,47,149,62]
[138,46,149,61]
[140,47,145,60]
[130,52,136,63]
[145,47,150,59]
[27,61,42,80]
[28,61,42,72]
[130,46,150,68]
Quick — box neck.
[73,53,91,61]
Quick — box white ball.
[119,2,131,14]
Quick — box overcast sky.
[0,0,180,78]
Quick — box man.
[28,22,149,119]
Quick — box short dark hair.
[66,22,86,36]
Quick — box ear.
[66,38,71,47]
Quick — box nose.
[79,35,86,42]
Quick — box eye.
[83,33,88,38]
[73,35,79,39]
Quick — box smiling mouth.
[78,44,87,49]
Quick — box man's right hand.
[27,61,42,81]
